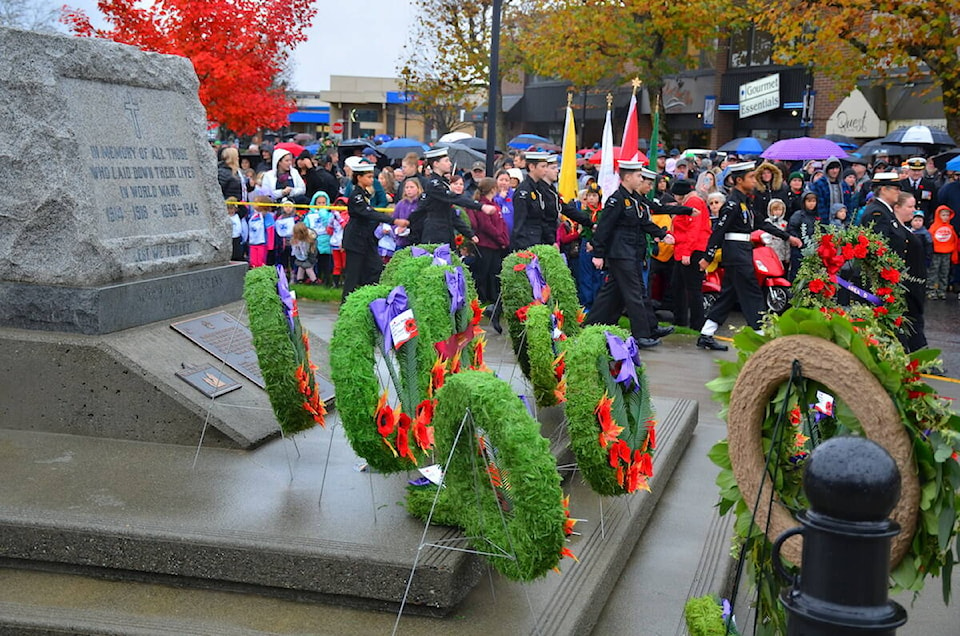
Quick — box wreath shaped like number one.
[500,245,583,407]
[726,334,919,566]
[430,370,568,581]
[330,264,484,473]
[244,265,326,435]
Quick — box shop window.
[729,26,775,68]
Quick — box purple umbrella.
[761,137,849,161]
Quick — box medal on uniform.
[530,192,537,200]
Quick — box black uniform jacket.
[409,174,478,244]
[342,187,394,252]
[705,188,790,265]
[590,185,668,260]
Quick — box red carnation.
[808,278,826,293]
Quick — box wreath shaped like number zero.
[726,334,919,566]
[430,370,567,581]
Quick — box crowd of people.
[218,138,960,354]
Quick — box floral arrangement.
[564,325,657,496]
[684,596,740,636]
[423,370,573,581]
[244,265,326,435]
[500,245,583,407]
[330,249,486,473]
[707,306,960,635]
[791,225,908,334]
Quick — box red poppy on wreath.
[513,263,527,272]
[515,304,531,322]
[808,278,826,293]
[881,268,900,284]
[516,250,535,259]
[469,298,483,326]
[454,234,464,247]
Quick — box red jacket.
[930,205,958,263]
[672,195,712,260]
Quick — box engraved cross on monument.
[124,92,143,140]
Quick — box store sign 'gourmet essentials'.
[739,74,780,118]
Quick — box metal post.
[485,0,503,175]
[772,436,907,635]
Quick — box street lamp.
[484,0,503,174]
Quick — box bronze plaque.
[171,311,265,387]
[176,365,242,398]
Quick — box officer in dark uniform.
[540,154,596,238]
[867,189,928,352]
[900,156,938,222]
[409,147,490,246]
[586,163,675,348]
[696,162,802,351]
[510,151,551,250]
[860,171,902,224]
[341,161,409,301]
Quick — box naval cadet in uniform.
[408,147,492,246]
[696,162,802,351]
[586,163,676,348]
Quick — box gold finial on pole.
[567,91,573,109]
[606,92,613,109]
[631,77,642,95]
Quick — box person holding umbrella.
[696,162,802,351]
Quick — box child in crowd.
[273,198,297,274]
[246,195,274,268]
[928,205,958,299]
[290,222,319,284]
[467,177,510,305]
[762,198,790,271]
[909,210,933,268]
[329,197,348,288]
[788,191,821,281]
[226,197,247,261]
[785,171,806,215]
[306,191,335,285]
[392,177,422,251]
[830,203,850,228]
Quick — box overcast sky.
[59,0,416,92]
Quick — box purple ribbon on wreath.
[525,256,548,301]
[605,331,642,392]
[411,243,452,266]
[833,275,883,305]
[444,267,466,316]
[276,265,296,333]
[369,285,410,353]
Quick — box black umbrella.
[822,134,859,150]
[458,137,502,154]
[435,142,485,170]
[853,139,926,158]
[882,125,956,148]
[930,149,960,170]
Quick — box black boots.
[696,335,728,351]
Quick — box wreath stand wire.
[392,408,544,636]
[189,303,302,482]
[725,359,804,636]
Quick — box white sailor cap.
[352,159,376,173]
[618,159,647,172]
[424,147,448,159]
[545,154,558,164]
[344,156,364,170]
[728,161,756,176]
[525,151,552,162]
[872,172,901,186]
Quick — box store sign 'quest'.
[739,74,780,118]
[825,90,885,138]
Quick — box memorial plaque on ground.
[172,311,336,404]
[0,27,230,288]
[171,312,265,387]
[176,364,242,398]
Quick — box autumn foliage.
[61,0,317,135]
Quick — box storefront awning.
[288,110,330,124]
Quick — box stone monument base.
[0,262,247,335]
[0,299,303,449]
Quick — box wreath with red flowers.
[244,265,326,435]
[563,325,657,496]
[791,225,908,335]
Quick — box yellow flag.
[559,106,578,204]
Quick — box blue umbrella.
[718,137,769,155]
[373,134,394,143]
[508,134,553,149]
[946,155,960,171]
[378,137,430,160]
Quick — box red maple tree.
[61,0,317,136]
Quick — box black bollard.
[772,436,908,635]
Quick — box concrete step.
[0,393,697,635]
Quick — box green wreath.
[330,262,485,472]
[244,265,326,435]
[791,224,908,335]
[708,307,960,634]
[564,325,656,496]
[424,370,570,581]
[501,245,583,406]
